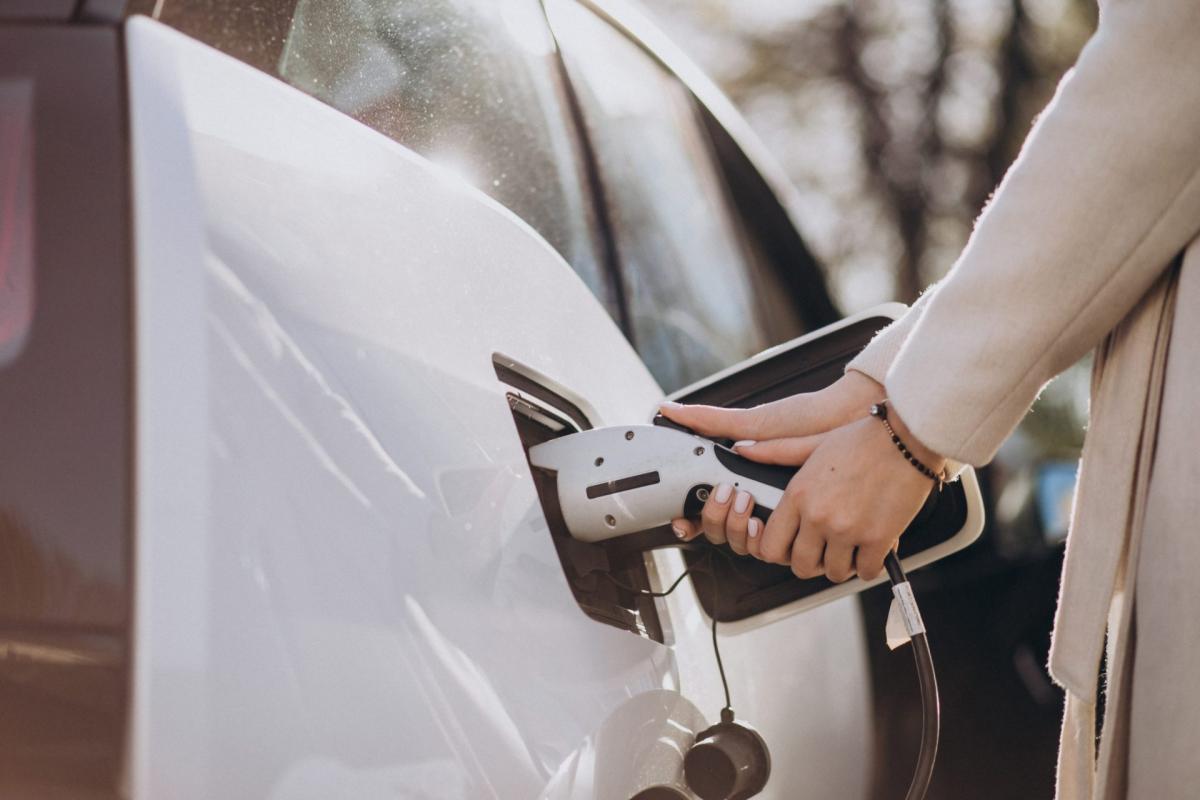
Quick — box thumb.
[733,434,826,466]
[658,401,767,440]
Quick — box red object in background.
[0,78,33,366]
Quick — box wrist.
[873,400,945,482]
[827,371,886,420]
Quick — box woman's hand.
[662,373,946,582]
[660,370,885,553]
[754,413,944,581]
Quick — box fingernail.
[733,490,751,514]
[672,523,686,539]
[748,519,762,539]
[659,401,682,410]
[714,483,733,504]
[733,440,756,450]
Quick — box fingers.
[746,517,763,553]
[671,517,697,541]
[758,489,801,565]
[789,516,825,578]
[733,434,825,466]
[658,402,765,441]
[724,489,755,555]
[855,542,893,581]
[674,487,761,555]
[822,542,856,583]
[698,482,734,545]
[659,395,826,442]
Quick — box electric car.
[0,1,969,797]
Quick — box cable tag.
[885,581,926,650]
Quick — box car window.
[131,0,616,313]
[545,0,782,392]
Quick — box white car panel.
[126,13,869,800]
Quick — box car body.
[1,1,882,798]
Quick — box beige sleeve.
[845,285,970,480]
[844,285,939,385]
[881,0,1200,466]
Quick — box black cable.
[602,550,733,712]
[605,547,939,800]
[600,556,708,598]
[711,567,732,713]
[885,552,940,800]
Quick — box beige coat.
[845,2,1200,796]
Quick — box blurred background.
[640,0,1095,313]
[635,1,1098,797]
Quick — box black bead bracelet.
[870,400,946,491]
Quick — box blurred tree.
[640,0,1096,310]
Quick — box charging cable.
[604,550,733,713]
[606,549,939,800]
[884,551,940,800]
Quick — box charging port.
[496,356,668,643]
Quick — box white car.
[0,1,981,798]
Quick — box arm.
[846,286,970,480]
[887,0,1200,465]
[668,0,1200,582]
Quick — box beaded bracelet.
[869,400,946,491]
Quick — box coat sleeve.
[844,283,938,385]
[845,283,974,480]
[880,0,1200,466]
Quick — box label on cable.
[885,581,925,651]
